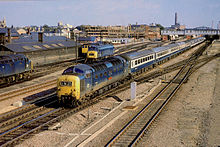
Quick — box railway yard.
[0,39,219,147]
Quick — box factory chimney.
[0,33,6,45]
[27,28,31,35]
[38,32,43,42]
[175,12,177,25]
[218,21,220,30]
[7,28,11,43]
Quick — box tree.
[43,24,50,32]
[156,24,164,30]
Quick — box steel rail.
[105,41,209,147]
[129,64,193,146]
[0,80,56,102]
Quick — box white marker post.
[131,82,137,100]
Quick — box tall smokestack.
[27,28,30,35]
[175,12,177,25]
[0,33,6,45]
[7,28,11,43]
[38,32,43,42]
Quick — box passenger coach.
[121,50,155,74]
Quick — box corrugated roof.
[4,40,79,53]
[12,32,68,43]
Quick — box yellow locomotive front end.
[57,75,80,105]
[87,50,98,59]
[82,44,89,54]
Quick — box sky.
[0,0,219,28]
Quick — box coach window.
[135,60,137,65]
[138,59,141,64]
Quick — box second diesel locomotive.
[87,43,114,59]
[57,37,205,106]
[78,42,114,60]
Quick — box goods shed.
[0,33,80,66]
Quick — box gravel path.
[139,40,220,147]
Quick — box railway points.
[0,38,219,147]
[0,5,220,146]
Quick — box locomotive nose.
[57,75,80,101]
[87,51,98,59]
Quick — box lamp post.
[75,33,78,63]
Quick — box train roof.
[62,64,93,75]
[151,42,180,53]
[151,46,169,53]
[63,56,125,75]
[89,44,114,51]
[120,49,154,60]
[88,56,124,72]
[0,54,27,62]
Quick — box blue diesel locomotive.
[78,42,114,60]
[87,43,114,59]
[0,54,33,84]
[57,37,205,106]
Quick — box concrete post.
[131,82,137,99]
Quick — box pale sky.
[0,0,219,28]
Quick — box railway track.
[0,41,156,89]
[105,42,210,146]
[0,79,56,102]
[0,41,217,146]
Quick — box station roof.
[12,32,68,43]
[4,40,79,53]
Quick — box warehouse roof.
[12,32,67,43]
[3,40,79,53]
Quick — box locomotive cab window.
[60,81,72,87]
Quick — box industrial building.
[0,30,79,67]
[76,24,161,40]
